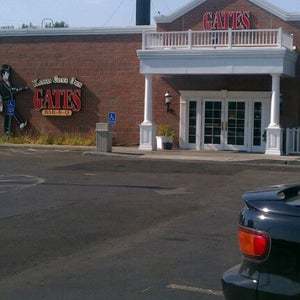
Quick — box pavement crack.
[162,237,190,242]
[41,182,171,191]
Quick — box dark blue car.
[222,184,300,299]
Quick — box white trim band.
[0,26,156,37]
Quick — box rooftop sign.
[203,11,252,30]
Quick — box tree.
[45,21,69,28]
[21,20,69,29]
[53,21,69,28]
[21,22,37,29]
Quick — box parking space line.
[167,284,223,297]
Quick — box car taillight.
[238,226,270,260]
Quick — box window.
[188,101,197,144]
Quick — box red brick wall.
[152,75,181,146]
[0,34,145,145]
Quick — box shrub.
[157,124,176,139]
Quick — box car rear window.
[282,187,300,206]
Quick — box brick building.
[0,0,300,155]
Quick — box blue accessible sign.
[6,99,16,116]
[108,112,116,126]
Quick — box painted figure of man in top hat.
[0,65,28,135]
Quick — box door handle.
[262,130,267,142]
[222,122,228,131]
[225,122,228,131]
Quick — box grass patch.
[0,130,96,146]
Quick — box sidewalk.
[1,143,300,164]
[94,146,300,164]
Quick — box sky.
[2,0,300,28]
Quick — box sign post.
[6,99,16,135]
[6,99,16,116]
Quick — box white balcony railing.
[142,28,294,50]
[286,128,300,155]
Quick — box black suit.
[0,80,26,134]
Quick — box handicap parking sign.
[108,112,116,125]
[6,99,16,116]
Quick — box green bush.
[157,124,176,139]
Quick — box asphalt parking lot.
[0,146,299,299]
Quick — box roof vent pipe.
[136,0,151,25]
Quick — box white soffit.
[155,0,300,23]
[137,48,297,77]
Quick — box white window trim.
[180,90,271,152]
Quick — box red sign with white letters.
[203,11,251,30]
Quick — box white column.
[270,74,280,127]
[139,74,156,151]
[144,74,152,123]
[265,74,282,155]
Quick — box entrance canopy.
[138,29,296,155]
[138,0,299,154]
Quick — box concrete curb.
[141,155,300,166]
[84,150,300,167]
[83,151,144,158]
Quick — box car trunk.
[243,184,300,218]
[241,184,300,299]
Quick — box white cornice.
[155,0,300,23]
[0,25,156,37]
[137,47,297,76]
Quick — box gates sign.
[203,11,251,30]
[32,76,83,117]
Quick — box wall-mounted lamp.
[164,91,172,112]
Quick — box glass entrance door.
[203,100,223,150]
[202,98,267,152]
[224,100,248,151]
[203,99,248,151]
